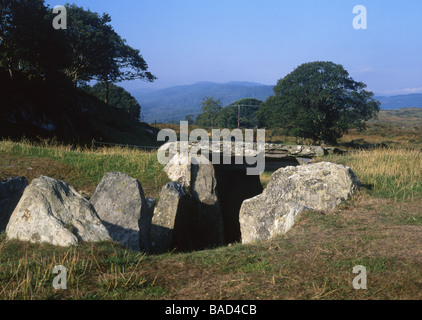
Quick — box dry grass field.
[0,110,421,300]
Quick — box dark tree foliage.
[0,0,68,79]
[84,83,142,121]
[258,61,380,145]
[217,98,262,129]
[63,4,156,103]
[0,0,155,130]
[196,97,223,128]
[0,0,157,146]
[0,0,155,99]
[195,98,262,129]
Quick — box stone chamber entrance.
[212,155,304,245]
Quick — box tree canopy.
[62,4,156,103]
[196,97,223,128]
[217,98,262,129]
[83,83,142,121]
[0,0,68,79]
[0,0,155,105]
[258,61,380,144]
[194,98,262,129]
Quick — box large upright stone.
[266,161,361,211]
[239,162,361,244]
[90,172,151,252]
[0,177,28,232]
[150,182,193,253]
[190,162,225,248]
[163,152,225,249]
[163,152,191,187]
[6,176,111,246]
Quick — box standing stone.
[0,177,28,232]
[6,176,111,246]
[163,152,191,187]
[142,197,156,252]
[150,182,192,253]
[163,152,225,250]
[190,162,225,249]
[239,162,361,244]
[90,172,151,252]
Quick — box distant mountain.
[132,81,422,123]
[375,94,422,110]
[132,81,274,123]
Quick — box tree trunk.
[104,81,110,105]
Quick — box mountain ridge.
[374,93,422,110]
[133,81,274,122]
[131,81,422,123]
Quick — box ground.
[0,113,421,299]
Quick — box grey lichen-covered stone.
[6,176,111,246]
[90,172,151,252]
[150,182,192,253]
[0,176,28,232]
[240,199,307,244]
[160,141,332,163]
[190,162,225,248]
[163,152,191,187]
[239,162,361,244]
[266,161,361,211]
[162,152,225,249]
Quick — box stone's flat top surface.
[160,142,345,159]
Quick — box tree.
[0,0,68,79]
[185,114,195,125]
[84,82,142,121]
[260,61,380,145]
[63,4,156,103]
[196,97,223,127]
[61,4,110,85]
[219,98,262,128]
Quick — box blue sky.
[45,0,422,95]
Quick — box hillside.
[0,73,159,147]
[370,107,422,128]
[133,82,422,123]
[133,81,274,123]
[374,94,422,110]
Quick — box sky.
[45,0,422,96]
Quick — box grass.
[265,108,422,148]
[3,193,421,300]
[0,138,169,198]
[0,134,422,300]
[317,148,422,201]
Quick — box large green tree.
[196,97,223,128]
[258,61,380,144]
[63,4,156,103]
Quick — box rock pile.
[0,144,360,253]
